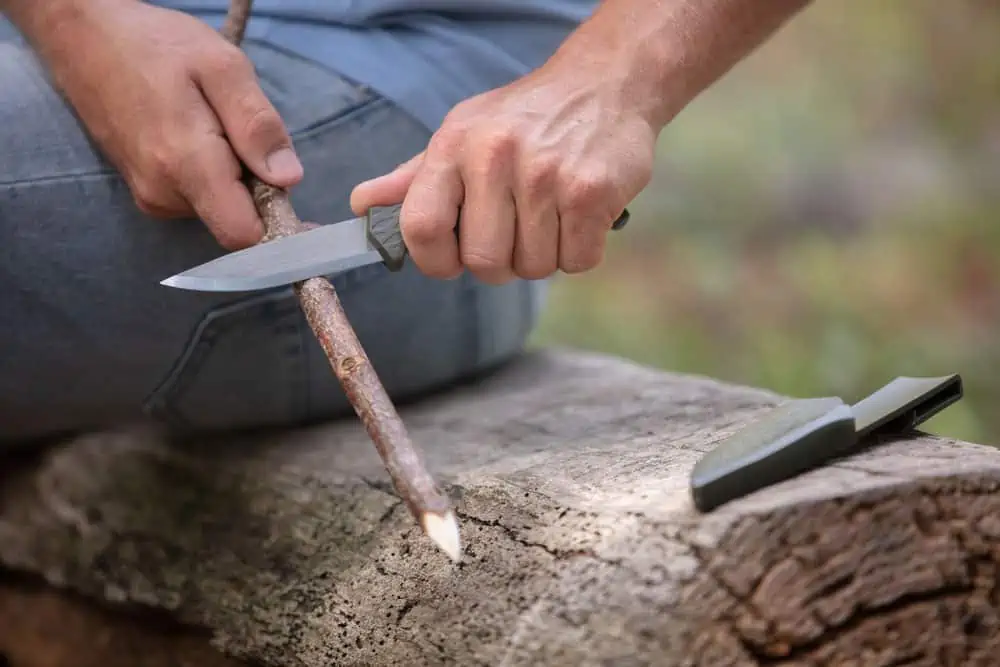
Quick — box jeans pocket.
[143,288,310,433]
[247,41,381,138]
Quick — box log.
[2,348,1000,666]
[0,570,246,667]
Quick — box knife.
[161,203,630,292]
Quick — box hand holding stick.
[218,0,460,562]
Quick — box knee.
[300,267,540,422]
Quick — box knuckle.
[240,103,283,142]
[207,44,252,78]
[523,155,559,194]
[129,177,166,214]
[211,220,260,251]
[465,129,516,182]
[462,250,510,282]
[132,194,161,217]
[146,131,196,180]
[561,169,612,214]
[482,127,517,162]
[401,209,450,246]
[428,125,465,156]
[441,100,474,129]
[169,141,203,181]
[145,139,176,176]
[216,230,251,251]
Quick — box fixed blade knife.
[161,204,630,292]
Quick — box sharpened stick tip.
[422,510,461,562]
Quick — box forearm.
[1,0,127,55]
[553,0,812,129]
[1,0,68,40]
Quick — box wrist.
[555,0,811,131]
[3,0,132,54]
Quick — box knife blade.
[161,204,630,292]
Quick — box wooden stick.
[218,0,460,562]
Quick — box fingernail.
[265,147,303,181]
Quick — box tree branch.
[218,0,460,562]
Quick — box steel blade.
[160,217,385,292]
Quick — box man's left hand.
[350,53,657,284]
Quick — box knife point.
[159,217,385,292]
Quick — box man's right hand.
[14,0,303,250]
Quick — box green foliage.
[533,0,1000,445]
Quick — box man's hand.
[351,0,810,284]
[352,62,655,284]
[8,0,302,250]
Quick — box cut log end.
[678,471,1000,666]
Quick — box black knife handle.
[365,204,407,271]
[365,204,630,273]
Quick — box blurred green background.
[532,0,1000,445]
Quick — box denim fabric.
[0,27,545,444]
[150,0,596,131]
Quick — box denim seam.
[142,287,302,429]
[0,94,387,190]
[288,95,389,143]
[0,169,120,189]
[245,37,377,94]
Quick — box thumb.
[350,152,425,215]
[198,51,304,187]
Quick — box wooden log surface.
[2,348,1000,666]
[0,570,246,667]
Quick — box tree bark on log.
[2,349,1000,666]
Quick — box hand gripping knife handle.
[365,204,631,272]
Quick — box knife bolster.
[366,204,407,272]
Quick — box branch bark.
[218,0,457,559]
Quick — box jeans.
[0,24,544,444]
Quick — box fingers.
[174,131,265,250]
[460,134,517,284]
[557,210,608,275]
[196,46,304,188]
[556,171,618,274]
[350,152,424,215]
[350,132,628,284]
[399,149,464,280]
[512,154,560,280]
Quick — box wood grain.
[3,349,999,665]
